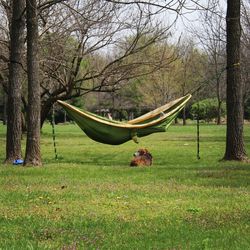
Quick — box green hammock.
[57,94,192,145]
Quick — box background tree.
[177,40,207,125]
[190,98,226,122]
[0,1,10,86]
[192,5,226,124]
[37,1,172,126]
[0,6,8,126]
[95,40,180,117]
[241,1,250,111]
[136,43,180,108]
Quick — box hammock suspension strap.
[197,91,200,160]
[51,104,58,160]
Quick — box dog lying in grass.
[130,148,153,167]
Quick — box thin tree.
[223,0,248,161]
[5,0,25,164]
[24,0,42,166]
[241,1,250,104]
[192,7,226,125]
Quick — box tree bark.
[3,93,7,125]
[40,100,54,128]
[217,100,222,125]
[24,0,42,166]
[224,0,247,161]
[182,84,186,126]
[215,58,222,125]
[182,107,186,126]
[5,0,25,163]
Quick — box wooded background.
[0,0,249,165]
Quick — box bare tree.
[24,0,42,166]
[4,0,25,164]
[36,0,174,126]
[223,0,248,161]
[0,2,10,126]
[241,1,250,104]
[192,6,226,124]
[113,42,181,110]
[178,40,207,125]
[1,0,218,129]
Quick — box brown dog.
[130,148,153,167]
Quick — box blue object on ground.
[13,159,24,165]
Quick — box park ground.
[0,123,250,249]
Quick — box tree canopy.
[0,0,249,164]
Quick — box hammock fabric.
[57,94,192,145]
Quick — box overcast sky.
[166,0,227,42]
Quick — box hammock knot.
[131,130,139,144]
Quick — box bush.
[190,98,226,122]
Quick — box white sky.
[166,0,227,42]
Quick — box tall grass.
[0,123,249,249]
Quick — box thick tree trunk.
[5,0,25,163]
[224,0,247,161]
[24,0,42,166]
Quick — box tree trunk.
[41,103,50,128]
[224,0,247,161]
[24,0,42,166]
[217,100,222,125]
[21,112,27,133]
[174,117,178,124]
[182,107,186,126]
[215,58,222,125]
[182,75,187,125]
[40,100,54,128]
[3,93,7,125]
[64,110,67,123]
[5,0,25,163]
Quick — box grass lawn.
[0,122,250,249]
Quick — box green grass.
[0,123,250,249]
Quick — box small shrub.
[190,98,226,122]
